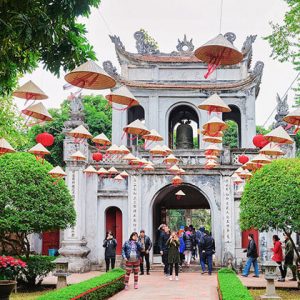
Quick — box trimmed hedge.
[217,268,252,300]
[37,268,125,300]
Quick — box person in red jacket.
[271,235,284,281]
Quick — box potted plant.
[0,256,26,300]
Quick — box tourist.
[242,233,259,277]
[196,226,205,265]
[159,225,171,276]
[138,229,152,275]
[200,230,215,275]
[190,226,197,260]
[178,230,185,271]
[103,231,117,272]
[122,232,142,290]
[271,235,285,281]
[167,231,180,281]
[280,233,297,282]
[183,226,194,266]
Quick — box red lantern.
[252,134,269,148]
[238,155,249,164]
[92,152,103,162]
[36,132,54,147]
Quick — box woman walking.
[167,231,180,281]
[242,233,259,277]
[103,231,117,272]
[271,235,285,281]
[122,232,142,290]
[183,226,194,266]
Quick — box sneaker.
[175,276,179,281]
[278,278,285,282]
[125,284,129,290]
[169,276,173,281]
[134,283,138,289]
[147,271,150,275]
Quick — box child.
[167,231,180,281]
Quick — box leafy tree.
[256,125,270,135]
[0,152,76,258]
[240,158,300,261]
[27,95,112,166]
[0,0,100,96]
[264,0,300,104]
[0,96,29,149]
[223,120,238,148]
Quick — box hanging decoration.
[98,167,109,178]
[169,164,181,175]
[92,133,111,150]
[105,85,139,111]
[143,164,155,171]
[149,145,167,157]
[67,125,93,143]
[239,169,252,180]
[283,108,300,133]
[83,166,98,176]
[28,143,50,162]
[0,138,16,155]
[162,145,173,155]
[251,154,271,165]
[203,135,223,144]
[143,129,164,149]
[194,34,243,79]
[108,167,119,178]
[21,102,53,125]
[178,168,186,175]
[205,155,218,160]
[113,174,125,183]
[123,153,136,162]
[201,129,224,137]
[163,154,179,166]
[202,116,228,134]
[231,173,243,185]
[119,145,130,155]
[259,142,284,157]
[238,155,249,164]
[264,126,294,145]
[252,134,269,148]
[64,60,116,90]
[36,132,54,147]
[123,119,150,142]
[92,152,103,162]
[198,93,231,114]
[171,175,183,186]
[48,166,66,185]
[105,144,123,159]
[175,190,186,200]
[70,151,86,161]
[204,159,218,169]
[204,144,221,156]
[120,171,129,178]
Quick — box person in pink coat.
[271,235,284,281]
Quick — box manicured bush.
[37,268,125,300]
[218,268,252,300]
[18,255,56,287]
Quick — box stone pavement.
[110,272,219,300]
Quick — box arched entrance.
[152,183,211,254]
[105,207,122,255]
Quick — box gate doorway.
[105,207,122,255]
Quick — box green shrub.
[37,268,125,300]
[218,268,252,300]
[18,255,56,287]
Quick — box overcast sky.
[16,0,297,127]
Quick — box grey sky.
[17,0,297,126]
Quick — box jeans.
[140,252,150,273]
[184,250,192,265]
[105,257,115,272]
[162,251,169,274]
[275,261,285,279]
[243,257,259,276]
[200,253,213,274]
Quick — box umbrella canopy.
[169,164,180,174]
[119,145,130,155]
[98,167,109,176]
[143,129,163,142]
[175,190,186,197]
[163,154,179,164]
[239,169,252,179]
[13,80,48,100]
[108,167,119,174]
[198,93,231,113]
[232,174,243,184]
[144,164,155,171]
[64,60,116,90]
[83,166,98,174]
[48,166,66,178]
[0,138,15,154]
[70,150,86,161]
[251,154,271,164]
[204,144,221,156]
[259,142,284,156]
[204,159,219,169]
[201,129,224,137]
[106,144,122,155]
[202,116,228,133]
[194,34,243,66]
[235,167,244,175]
[202,135,223,144]
[120,171,129,178]
[92,133,111,146]
[162,145,173,155]
[114,174,125,181]
[28,143,50,155]
[106,85,139,107]
[123,119,150,136]
[68,125,93,140]
[178,168,186,175]
[123,153,136,161]
[205,155,218,160]
[171,175,183,186]
[22,102,52,121]
[283,108,300,126]
[264,126,294,144]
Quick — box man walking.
[196,226,205,265]
[242,233,259,278]
[139,229,152,275]
[159,225,171,276]
[200,230,215,275]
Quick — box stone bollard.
[53,257,70,289]
[260,261,281,300]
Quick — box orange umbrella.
[119,145,130,155]
[123,153,136,161]
[204,144,221,156]
[283,108,300,129]
[202,135,222,144]
[162,145,173,155]
[70,151,86,161]
[83,165,98,174]
[204,159,219,169]
[48,166,66,178]
[28,143,50,162]
[123,119,150,136]
[92,133,111,146]
[163,154,179,165]
[202,117,228,134]
[114,174,125,182]
[108,167,119,175]
[120,171,129,178]
[0,138,15,155]
[169,164,180,174]
[198,93,231,113]
[106,144,122,156]
[106,85,139,107]
[259,142,284,157]
[150,145,167,156]
[68,125,93,140]
[201,129,224,137]
[144,164,155,171]
[172,175,183,186]
[22,102,52,121]
[64,60,116,90]
[264,126,294,145]
[98,167,109,177]
[13,80,48,101]
[143,129,163,142]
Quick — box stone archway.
[151,183,212,254]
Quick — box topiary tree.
[240,158,300,261]
[0,152,76,258]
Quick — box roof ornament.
[176,34,194,53]
[109,35,125,51]
[224,32,236,44]
[273,93,289,129]
[134,30,159,55]
[252,61,264,97]
[102,61,120,80]
[242,35,257,69]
